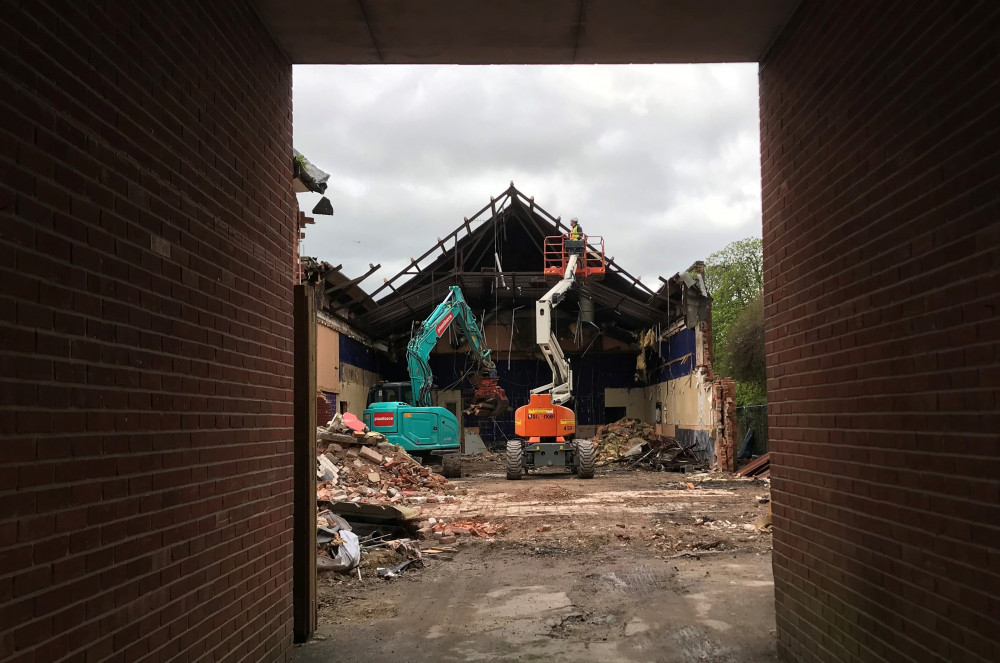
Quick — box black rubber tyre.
[576,439,595,479]
[441,453,462,479]
[505,440,524,480]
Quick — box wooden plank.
[293,284,317,642]
[736,452,771,477]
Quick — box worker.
[567,218,584,255]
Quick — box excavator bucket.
[464,377,509,418]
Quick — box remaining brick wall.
[761,2,999,662]
[0,2,296,662]
[316,394,333,428]
[713,378,736,472]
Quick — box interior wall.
[316,323,340,394]
[0,1,297,661]
[604,388,654,422]
[761,2,1000,661]
[338,363,379,417]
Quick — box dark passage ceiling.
[252,0,800,64]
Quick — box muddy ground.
[296,455,776,663]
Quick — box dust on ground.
[300,455,775,663]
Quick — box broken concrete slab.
[358,446,384,464]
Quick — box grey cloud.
[295,64,761,290]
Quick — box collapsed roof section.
[318,183,709,349]
[300,256,380,324]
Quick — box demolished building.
[302,184,721,461]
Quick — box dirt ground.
[296,455,776,663]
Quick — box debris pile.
[412,517,505,545]
[594,418,703,471]
[593,418,658,462]
[736,452,771,479]
[316,416,461,505]
[316,511,361,572]
[314,414,505,580]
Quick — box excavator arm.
[406,286,509,417]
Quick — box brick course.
[761,2,1000,661]
[1,1,296,661]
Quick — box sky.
[294,64,762,292]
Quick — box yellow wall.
[652,372,713,435]
[338,362,379,417]
[315,320,381,416]
[316,323,339,393]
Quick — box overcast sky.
[294,64,761,292]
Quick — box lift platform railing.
[543,234,606,279]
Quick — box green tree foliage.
[704,237,765,405]
[728,292,766,391]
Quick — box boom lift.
[506,233,606,480]
[364,286,509,475]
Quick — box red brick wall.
[316,394,333,429]
[0,2,296,662]
[761,2,1000,662]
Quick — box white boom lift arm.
[532,253,579,405]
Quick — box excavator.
[506,231,606,480]
[363,286,509,476]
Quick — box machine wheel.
[441,453,462,479]
[505,440,524,480]
[576,439,595,479]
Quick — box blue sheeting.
[659,327,696,381]
[418,352,640,446]
[352,338,645,448]
[339,334,383,375]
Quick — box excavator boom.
[406,286,509,417]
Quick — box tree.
[704,237,765,405]
[728,291,766,392]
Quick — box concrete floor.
[296,464,777,663]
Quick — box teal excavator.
[363,286,509,475]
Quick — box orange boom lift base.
[514,393,575,442]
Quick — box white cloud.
[294,64,761,289]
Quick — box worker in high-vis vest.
[567,218,583,255]
[570,219,582,240]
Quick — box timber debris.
[594,418,704,471]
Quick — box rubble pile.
[413,516,506,545]
[593,418,658,462]
[594,418,704,471]
[317,439,461,505]
[314,414,505,579]
[315,412,465,505]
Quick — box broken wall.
[337,334,383,416]
[0,1,297,661]
[648,327,715,461]
[604,388,656,422]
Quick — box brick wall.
[316,394,333,428]
[0,2,296,662]
[761,2,999,662]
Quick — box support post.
[293,284,317,642]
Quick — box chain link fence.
[736,404,769,457]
